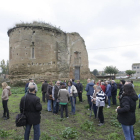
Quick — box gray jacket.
[58,89,70,103]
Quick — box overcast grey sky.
[0,0,140,71]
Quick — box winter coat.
[101,85,106,93]
[46,85,53,100]
[85,82,94,96]
[58,89,70,103]
[117,94,138,125]
[119,84,124,96]
[20,93,42,125]
[96,90,105,107]
[1,86,11,100]
[67,85,77,97]
[105,84,111,97]
[75,83,83,93]
[111,83,117,95]
[41,82,48,93]
[72,82,77,86]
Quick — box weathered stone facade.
[7,22,90,82]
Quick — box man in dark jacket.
[52,81,60,114]
[20,84,42,140]
[41,80,48,102]
[85,79,94,110]
[76,80,83,102]
[111,80,117,105]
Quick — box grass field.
[0,80,140,140]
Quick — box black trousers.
[2,100,9,117]
[112,95,116,105]
[61,104,68,118]
[78,92,82,102]
[98,106,104,123]
[42,92,46,102]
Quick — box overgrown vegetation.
[80,120,95,132]
[62,127,78,139]
[0,79,140,139]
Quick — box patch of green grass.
[107,132,122,140]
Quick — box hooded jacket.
[85,82,94,96]
[117,94,138,125]
[1,86,11,100]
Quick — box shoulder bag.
[15,94,27,127]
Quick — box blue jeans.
[93,104,97,118]
[53,98,59,114]
[121,124,134,140]
[47,100,52,111]
[108,96,111,106]
[24,124,40,140]
[70,97,76,114]
[87,95,92,109]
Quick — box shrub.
[62,127,78,139]
[80,120,95,132]
[107,132,121,140]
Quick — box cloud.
[0,0,140,72]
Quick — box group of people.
[41,79,83,117]
[1,78,139,140]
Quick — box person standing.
[41,80,48,102]
[63,80,67,87]
[58,84,69,118]
[68,81,77,115]
[76,80,83,102]
[119,80,125,97]
[85,79,94,110]
[91,85,98,119]
[111,80,117,105]
[72,79,76,86]
[100,82,106,93]
[1,82,11,120]
[31,80,38,93]
[46,82,53,112]
[25,79,32,93]
[93,86,105,126]
[52,81,61,115]
[116,84,138,140]
[105,81,111,108]
[20,84,42,140]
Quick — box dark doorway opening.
[75,66,80,80]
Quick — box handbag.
[15,94,27,127]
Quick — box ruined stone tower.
[7,22,90,82]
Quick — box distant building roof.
[132,63,140,65]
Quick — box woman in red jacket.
[100,82,106,93]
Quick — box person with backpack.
[1,82,11,120]
[116,84,138,140]
[58,84,69,118]
[68,81,77,115]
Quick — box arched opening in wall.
[33,31,35,34]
